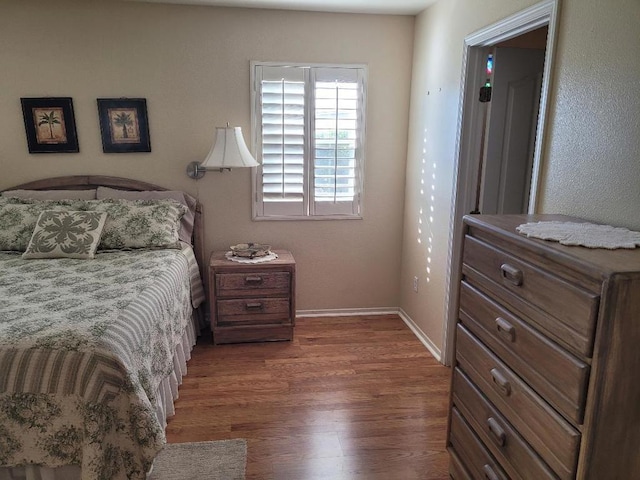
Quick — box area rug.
[149,439,247,480]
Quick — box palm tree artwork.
[34,107,67,144]
[38,111,61,139]
[112,111,133,139]
[108,108,140,144]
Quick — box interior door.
[480,47,545,214]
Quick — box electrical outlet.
[413,276,419,293]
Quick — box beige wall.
[0,0,414,311]
[537,0,640,225]
[401,0,640,356]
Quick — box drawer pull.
[483,464,500,480]
[245,276,263,284]
[500,263,523,286]
[245,302,264,310]
[495,317,515,342]
[490,368,511,396]
[487,417,507,446]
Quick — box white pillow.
[2,189,97,200]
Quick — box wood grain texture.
[451,214,640,479]
[458,281,589,424]
[210,251,296,344]
[452,368,556,480]
[456,325,579,479]
[165,315,451,480]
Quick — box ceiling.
[129,0,439,15]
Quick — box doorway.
[441,0,561,366]
[478,29,547,215]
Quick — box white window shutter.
[255,65,307,217]
[310,67,364,217]
[252,62,366,220]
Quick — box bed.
[0,176,206,480]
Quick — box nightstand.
[209,250,296,344]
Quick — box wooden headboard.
[2,175,205,278]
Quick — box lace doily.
[225,251,279,263]
[516,221,640,249]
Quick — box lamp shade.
[201,126,259,169]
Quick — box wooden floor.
[165,315,451,479]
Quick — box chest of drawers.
[209,250,296,344]
[448,214,640,479]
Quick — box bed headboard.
[2,175,205,278]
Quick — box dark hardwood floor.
[166,314,451,479]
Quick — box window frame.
[250,61,367,221]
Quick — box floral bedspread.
[0,247,204,479]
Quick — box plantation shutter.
[252,62,366,219]
[255,65,307,217]
[311,67,364,217]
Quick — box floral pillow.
[22,210,108,259]
[96,187,197,243]
[85,198,187,250]
[0,197,88,251]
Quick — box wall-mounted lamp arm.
[186,161,231,179]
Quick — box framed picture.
[20,97,79,153]
[97,98,151,153]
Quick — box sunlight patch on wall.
[417,127,436,284]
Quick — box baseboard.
[296,307,400,317]
[295,307,442,363]
[397,308,442,363]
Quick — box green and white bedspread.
[0,246,205,479]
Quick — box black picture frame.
[20,97,79,154]
[97,98,151,153]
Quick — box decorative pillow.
[85,198,187,250]
[96,187,196,243]
[0,197,89,251]
[22,210,107,259]
[1,189,97,200]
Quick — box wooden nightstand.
[209,250,296,344]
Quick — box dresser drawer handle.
[483,464,500,480]
[490,368,511,396]
[245,276,263,284]
[487,417,507,447]
[495,317,515,342]
[245,302,264,310]
[500,263,523,286]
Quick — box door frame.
[441,0,561,366]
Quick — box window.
[251,62,367,220]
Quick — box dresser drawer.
[217,298,290,325]
[449,448,473,480]
[215,272,290,297]
[449,407,509,480]
[456,324,580,479]
[453,367,558,480]
[459,281,590,423]
[463,235,599,356]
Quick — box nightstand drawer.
[452,368,557,480]
[215,272,290,297]
[463,234,599,356]
[459,281,589,424]
[449,407,508,480]
[217,297,290,325]
[456,324,579,479]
